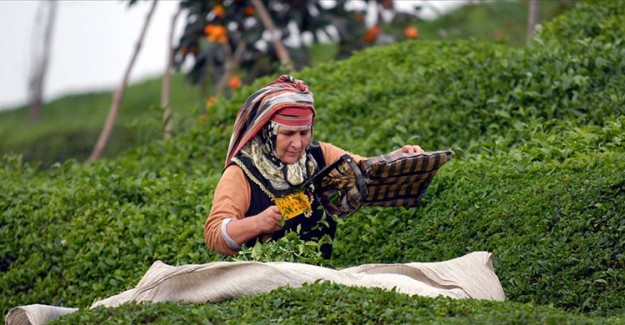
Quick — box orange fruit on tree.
[404,26,419,39]
[204,24,213,35]
[363,26,381,43]
[212,5,225,17]
[216,33,228,43]
[205,24,228,43]
[228,76,242,89]
[245,5,254,16]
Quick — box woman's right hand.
[254,205,283,234]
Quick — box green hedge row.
[54,282,619,325]
[2,0,624,322]
[335,117,625,315]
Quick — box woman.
[204,75,423,259]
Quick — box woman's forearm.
[225,205,283,246]
[224,216,264,247]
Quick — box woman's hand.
[221,206,282,248]
[390,145,424,155]
[254,205,283,234]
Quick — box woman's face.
[275,125,312,164]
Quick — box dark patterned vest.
[230,141,336,259]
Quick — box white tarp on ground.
[6,251,505,325]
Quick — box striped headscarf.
[225,75,316,168]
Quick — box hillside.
[2,0,625,323]
[0,0,575,167]
[0,74,203,167]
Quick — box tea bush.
[2,0,625,323]
[55,282,614,325]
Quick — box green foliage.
[534,0,625,47]
[53,282,617,324]
[334,117,625,315]
[174,0,419,88]
[304,34,624,159]
[2,0,625,323]
[229,230,330,267]
[416,0,577,46]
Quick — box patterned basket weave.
[313,150,453,217]
[313,155,367,218]
[359,150,453,207]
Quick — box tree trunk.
[214,41,246,95]
[527,0,539,44]
[162,6,181,141]
[87,0,158,162]
[251,0,293,71]
[29,0,57,123]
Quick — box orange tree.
[173,0,421,98]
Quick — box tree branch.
[162,5,182,140]
[251,0,293,71]
[87,0,158,162]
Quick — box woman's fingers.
[390,144,425,155]
[269,205,281,216]
[401,145,424,154]
[261,206,283,231]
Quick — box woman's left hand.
[390,145,424,155]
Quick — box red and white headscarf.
[225,75,316,168]
[270,106,314,128]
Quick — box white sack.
[6,251,505,325]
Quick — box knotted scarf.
[226,75,318,191]
[225,75,316,166]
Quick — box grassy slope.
[0,74,203,166]
[416,0,577,46]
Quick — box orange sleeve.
[204,165,251,255]
[319,141,367,165]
